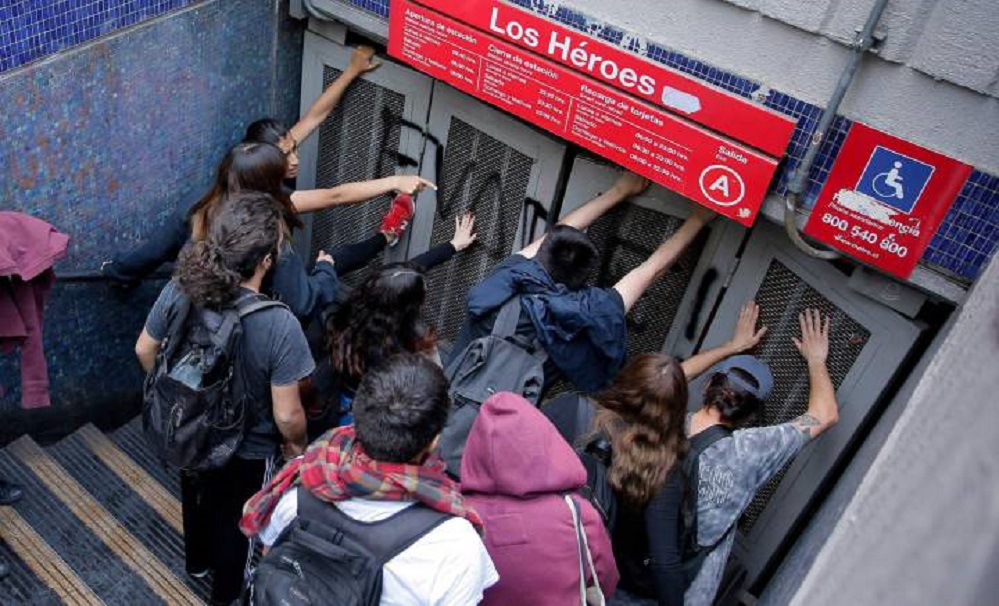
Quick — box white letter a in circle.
[708,175,730,198]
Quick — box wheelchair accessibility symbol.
[855,146,935,214]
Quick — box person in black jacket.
[306,214,477,435]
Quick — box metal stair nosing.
[73,423,183,534]
[107,417,181,498]
[0,506,104,606]
[5,435,204,606]
[46,423,211,601]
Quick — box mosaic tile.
[0,0,197,74]
[0,0,303,425]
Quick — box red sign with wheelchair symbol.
[804,123,972,279]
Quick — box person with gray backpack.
[441,170,715,477]
[135,192,314,605]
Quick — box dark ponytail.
[175,191,282,308]
[703,368,763,426]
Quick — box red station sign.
[804,123,973,278]
[387,0,796,226]
[414,0,796,157]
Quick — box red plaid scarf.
[240,425,482,537]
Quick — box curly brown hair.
[326,263,437,380]
[175,191,282,308]
[591,353,689,508]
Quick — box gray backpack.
[439,297,547,477]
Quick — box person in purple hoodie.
[461,391,620,604]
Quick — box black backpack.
[142,291,285,471]
[440,296,547,478]
[252,488,452,606]
[565,394,619,532]
[679,424,734,586]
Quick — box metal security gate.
[296,32,432,280]
[410,84,566,343]
[557,157,745,361]
[689,220,922,585]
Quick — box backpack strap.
[573,394,597,445]
[234,292,288,318]
[682,424,735,573]
[687,425,733,462]
[296,488,453,566]
[161,294,193,360]
[491,296,523,338]
[490,296,549,364]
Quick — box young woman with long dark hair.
[544,302,768,605]
[310,220,476,433]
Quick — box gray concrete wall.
[565,0,999,173]
[782,251,999,605]
[758,308,955,604]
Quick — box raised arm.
[791,309,839,439]
[290,175,435,214]
[289,46,380,145]
[681,301,768,379]
[518,172,649,258]
[613,205,714,312]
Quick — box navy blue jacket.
[452,255,628,393]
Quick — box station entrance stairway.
[0,418,212,605]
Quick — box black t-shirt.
[144,282,315,459]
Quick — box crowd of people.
[114,47,841,606]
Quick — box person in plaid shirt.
[241,354,498,605]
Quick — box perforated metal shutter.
[308,67,405,284]
[423,117,534,343]
[543,204,706,398]
[738,259,869,533]
[588,204,706,357]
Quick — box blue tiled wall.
[342,0,998,282]
[0,0,199,73]
[0,0,304,442]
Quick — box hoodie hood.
[461,391,586,497]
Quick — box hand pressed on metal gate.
[726,301,768,354]
[791,308,838,440]
[793,308,830,366]
[450,213,478,251]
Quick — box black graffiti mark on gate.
[598,233,658,335]
[685,267,719,340]
[376,109,541,257]
[374,106,421,177]
[438,163,512,260]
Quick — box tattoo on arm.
[793,413,821,439]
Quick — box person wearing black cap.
[684,307,839,606]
